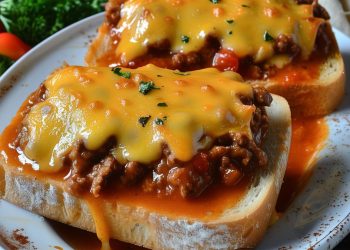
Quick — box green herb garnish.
[155,118,165,125]
[241,4,250,8]
[228,31,233,35]
[112,67,131,79]
[138,116,151,127]
[157,102,168,107]
[181,35,190,43]
[263,31,274,42]
[226,19,234,24]
[139,81,160,95]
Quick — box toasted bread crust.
[0,95,291,249]
[250,24,345,117]
[86,16,345,118]
[85,23,113,67]
[251,53,345,117]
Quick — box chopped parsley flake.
[210,0,219,3]
[173,71,190,76]
[226,19,234,24]
[241,4,250,8]
[157,102,168,107]
[138,116,151,127]
[228,31,233,35]
[155,118,165,125]
[139,81,160,95]
[157,74,163,77]
[263,31,274,42]
[181,35,190,43]
[112,67,131,79]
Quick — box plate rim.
[0,11,350,250]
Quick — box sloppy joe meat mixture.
[13,84,272,199]
[104,0,331,80]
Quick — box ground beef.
[15,84,271,199]
[105,0,124,26]
[171,52,202,71]
[143,150,214,198]
[105,0,330,80]
[64,137,149,197]
[129,36,220,71]
[250,87,271,145]
[88,155,118,197]
[65,137,121,197]
[148,39,171,54]
[170,36,220,71]
[121,161,146,184]
[212,132,268,184]
[61,87,271,199]
[273,34,301,58]
[142,124,268,198]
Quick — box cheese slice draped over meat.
[113,0,324,63]
[23,64,254,172]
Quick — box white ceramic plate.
[0,13,350,250]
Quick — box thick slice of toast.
[250,25,345,117]
[86,1,345,117]
[0,94,291,249]
[87,24,345,117]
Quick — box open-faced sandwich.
[0,64,291,249]
[86,0,345,116]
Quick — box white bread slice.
[0,95,291,249]
[86,14,345,118]
[250,25,345,117]
[85,23,114,67]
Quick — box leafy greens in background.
[0,0,106,46]
[0,55,12,75]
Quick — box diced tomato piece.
[192,153,209,173]
[212,48,239,72]
[0,33,31,60]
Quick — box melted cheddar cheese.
[114,0,324,64]
[23,64,254,172]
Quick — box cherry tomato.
[212,48,239,72]
[0,33,31,60]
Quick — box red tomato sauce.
[276,117,328,212]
